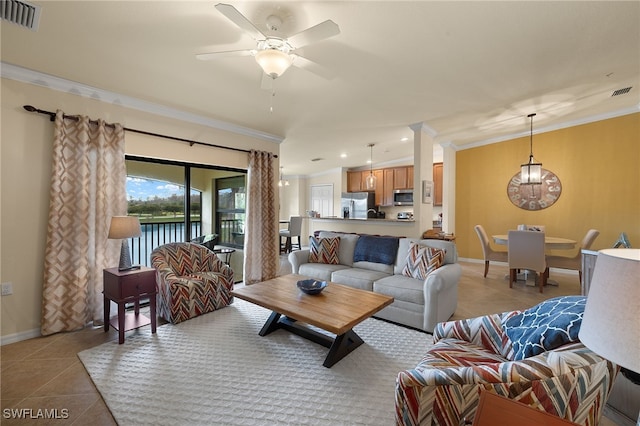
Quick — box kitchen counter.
[308,216,420,239]
[312,217,415,223]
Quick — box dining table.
[492,234,577,250]
[492,233,577,286]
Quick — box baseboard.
[1,327,41,346]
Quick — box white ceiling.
[2,1,639,176]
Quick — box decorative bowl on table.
[297,279,327,295]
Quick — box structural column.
[440,142,456,234]
[409,122,437,237]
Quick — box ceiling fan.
[196,3,340,80]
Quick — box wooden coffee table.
[232,274,394,367]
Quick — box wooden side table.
[103,266,157,344]
[472,391,578,426]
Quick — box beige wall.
[456,113,640,260]
[0,78,279,341]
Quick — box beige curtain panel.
[244,150,278,284]
[41,111,127,335]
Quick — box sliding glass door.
[125,157,246,266]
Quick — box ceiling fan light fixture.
[255,49,293,78]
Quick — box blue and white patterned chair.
[395,296,618,426]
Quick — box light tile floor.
[0,260,619,425]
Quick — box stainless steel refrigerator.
[341,192,376,219]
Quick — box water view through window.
[125,158,247,267]
[126,176,201,266]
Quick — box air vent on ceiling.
[1,0,41,31]
[310,158,324,162]
[611,87,632,97]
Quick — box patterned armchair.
[395,300,618,426]
[151,242,234,324]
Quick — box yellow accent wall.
[456,113,640,259]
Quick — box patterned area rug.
[78,299,433,425]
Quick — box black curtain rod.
[22,105,275,157]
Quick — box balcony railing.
[129,220,201,267]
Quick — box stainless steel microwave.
[393,189,413,206]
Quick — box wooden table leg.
[117,302,125,344]
[103,296,110,332]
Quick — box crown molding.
[1,62,284,144]
[457,106,640,151]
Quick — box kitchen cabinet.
[433,163,443,206]
[383,169,394,206]
[348,165,413,202]
[392,166,414,190]
[373,169,384,205]
[393,167,408,189]
[347,171,363,192]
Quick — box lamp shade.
[255,49,293,78]
[108,216,141,239]
[579,248,640,373]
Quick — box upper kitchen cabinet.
[383,169,394,206]
[373,169,384,205]
[393,166,414,190]
[348,165,414,203]
[347,170,364,192]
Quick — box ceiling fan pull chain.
[270,78,276,113]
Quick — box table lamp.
[108,216,142,271]
[578,248,640,422]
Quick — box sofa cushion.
[298,263,349,282]
[402,242,445,280]
[503,295,587,360]
[373,274,424,305]
[354,235,399,265]
[330,268,391,291]
[308,236,340,264]
[352,260,395,274]
[319,232,359,266]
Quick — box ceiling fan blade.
[215,3,266,41]
[196,49,255,61]
[291,54,336,80]
[287,20,340,49]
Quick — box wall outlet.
[1,282,13,296]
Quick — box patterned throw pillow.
[402,242,445,280]
[308,237,340,265]
[503,295,587,360]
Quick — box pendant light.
[365,143,376,190]
[520,113,542,185]
[278,166,289,187]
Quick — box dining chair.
[507,230,548,293]
[279,216,303,253]
[546,229,599,282]
[474,225,508,277]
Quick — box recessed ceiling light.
[400,137,409,142]
[340,153,347,158]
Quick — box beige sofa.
[288,231,462,332]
